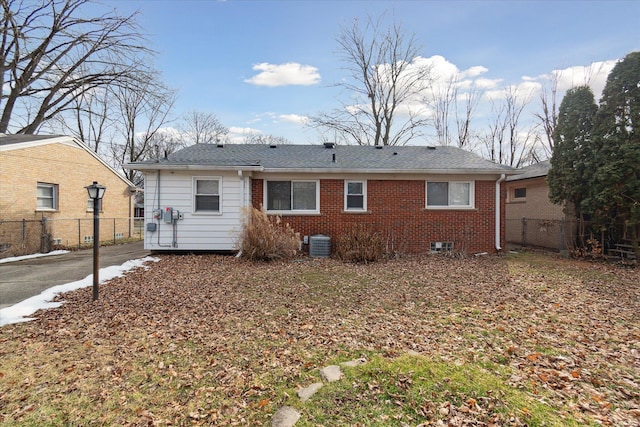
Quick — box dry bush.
[238,206,300,261]
[334,224,385,263]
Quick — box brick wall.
[0,141,133,246]
[505,176,565,221]
[251,178,504,254]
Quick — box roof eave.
[124,163,264,171]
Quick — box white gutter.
[495,174,506,251]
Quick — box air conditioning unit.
[309,235,331,258]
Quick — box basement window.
[430,241,454,252]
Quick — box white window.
[36,182,58,210]
[265,180,319,213]
[426,181,474,209]
[193,177,221,213]
[345,180,366,211]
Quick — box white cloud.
[245,62,321,87]
[278,114,309,125]
[547,60,617,99]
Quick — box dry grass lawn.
[0,252,638,426]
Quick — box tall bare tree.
[0,0,151,134]
[534,72,560,157]
[110,76,177,185]
[428,75,481,149]
[310,16,432,146]
[481,86,536,167]
[52,84,114,153]
[180,111,228,144]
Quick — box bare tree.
[52,85,115,153]
[244,133,291,145]
[481,86,536,167]
[180,110,228,144]
[534,72,559,157]
[428,75,481,149]
[0,0,151,134]
[110,76,177,185]
[310,16,432,146]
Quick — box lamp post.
[85,181,106,301]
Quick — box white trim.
[1,135,136,189]
[36,182,58,211]
[344,180,367,211]
[192,176,222,215]
[264,179,320,215]
[496,174,506,251]
[425,180,475,209]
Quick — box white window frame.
[193,176,222,215]
[36,182,58,211]
[264,179,320,215]
[344,180,367,211]
[425,181,475,210]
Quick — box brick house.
[128,143,514,255]
[505,161,575,250]
[0,134,136,253]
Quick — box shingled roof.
[506,160,550,181]
[129,143,514,175]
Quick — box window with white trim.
[426,181,474,208]
[265,180,319,213]
[194,177,221,213]
[36,182,58,210]
[345,180,366,211]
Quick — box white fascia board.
[260,167,516,175]
[0,135,74,152]
[124,163,264,172]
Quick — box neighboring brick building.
[0,134,136,254]
[505,161,575,250]
[128,143,514,255]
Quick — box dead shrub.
[238,206,300,261]
[334,224,384,263]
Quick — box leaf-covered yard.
[1,252,638,426]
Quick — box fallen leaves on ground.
[0,252,638,425]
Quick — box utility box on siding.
[309,235,331,257]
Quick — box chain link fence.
[0,217,144,259]
[506,217,578,251]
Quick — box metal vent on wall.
[309,235,331,257]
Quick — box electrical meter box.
[163,207,173,223]
[152,209,162,220]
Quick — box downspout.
[495,174,506,252]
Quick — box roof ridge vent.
[375,145,383,149]
[426,146,436,150]
[323,142,335,149]
[269,144,277,148]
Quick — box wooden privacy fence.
[0,217,143,259]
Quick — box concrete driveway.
[0,241,150,309]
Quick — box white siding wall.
[143,170,245,251]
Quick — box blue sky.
[101,0,640,146]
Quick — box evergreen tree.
[547,86,598,218]
[588,51,640,259]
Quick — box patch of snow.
[0,250,70,264]
[0,256,160,327]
